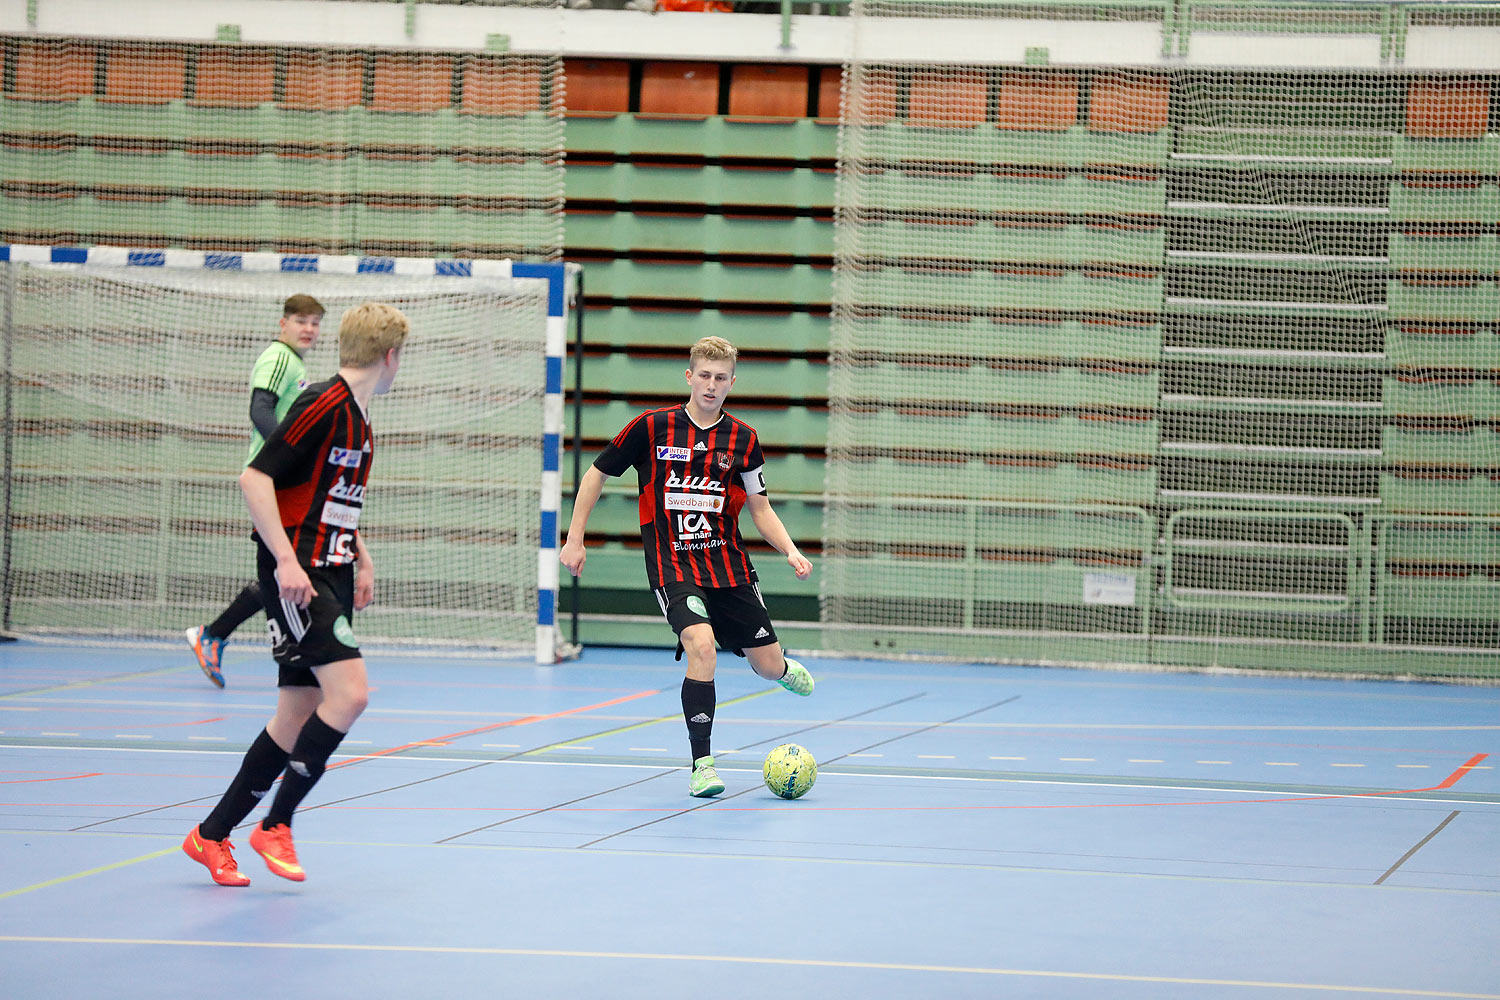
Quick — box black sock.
[207,582,263,640]
[263,713,346,829]
[199,728,289,841]
[682,677,715,763]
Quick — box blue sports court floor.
[0,638,1496,999]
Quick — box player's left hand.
[354,562,375,611]
[788,550,812,579]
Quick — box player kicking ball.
[560,336,814,798]
[183,302,407,886]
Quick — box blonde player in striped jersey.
[185,294,323,688]
[561,336,814,797]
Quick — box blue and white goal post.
[0,245,575,664]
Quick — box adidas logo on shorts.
[754,627,770,638]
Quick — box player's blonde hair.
[689,336,737,371]
[339,302,409,367]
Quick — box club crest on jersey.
[328,447,362,468]
[655,445,691,462]
[714,451,733,471]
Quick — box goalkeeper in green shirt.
[185,294,324,687]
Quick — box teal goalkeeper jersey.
[246,340,308,465]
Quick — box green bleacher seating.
[564,116,837,160]
[565,212,830,257]
[578,259,831,305]
[566,162,835,209]
[580,306,829,353]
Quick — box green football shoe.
[777,657,814,697]
[689,755,725,798]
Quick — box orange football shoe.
[182,825,251,887]
[249,822,305,882]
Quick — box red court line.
[0,773,103,786]
[327,689,661,770]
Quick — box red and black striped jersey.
[248,375,372,568]
[595,404,768,589]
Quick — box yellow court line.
[2,829,1495,899]
[0,936,1494,998]
[522,687,775,756]
[0,665,187,700]
[0,847,178,900]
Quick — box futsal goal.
[0,244,572,663]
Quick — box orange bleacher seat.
[728,64,808,120]
[907,69,987,127]
[563,59,630,116]
[816,65,843,122]
[846,67,898,125]
[1406,80,1491,139]
[460,56,546,115]
[9,39,97,101]
[192,48,276,108]
[372,54,455,113]
[102,45,187,104]
[996,71,1078,131]
[1088,72,1169,133]
[639,61,719,118]
[281,52,365,111]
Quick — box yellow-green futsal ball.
[763,743,817,799]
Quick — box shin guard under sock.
[263,713,346,828]
[682,677,716,762]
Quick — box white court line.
[2,934,1497,996]
[0,744,1493,808]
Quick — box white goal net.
[1,250,552,654]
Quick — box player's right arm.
[561,412,649,577]
[242,387,322,606]
[239,465,313,607]
[559,465,609,578]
